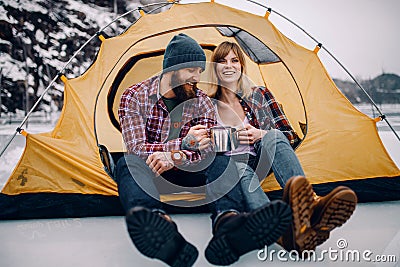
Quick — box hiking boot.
[205,200,292,266]
[311,186,357,247]
[281,176,318,254]
[125,206,198,267]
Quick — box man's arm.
[119,89,216,162]
[179,95,217,164]
[119,89,179,159]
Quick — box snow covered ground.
[1,200,399,267]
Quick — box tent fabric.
[216,26,281,63]
[1,2,399,219]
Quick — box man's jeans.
[114,154,245,221]
[238,129,305,210]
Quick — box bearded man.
[117,33,292,267]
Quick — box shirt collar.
[148,75,162,100]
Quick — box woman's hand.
[237,124,267,145]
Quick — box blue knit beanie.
[163,33,206,73]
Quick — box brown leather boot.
[281,176,318,254]
[310,186,357,247]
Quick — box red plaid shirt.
[119,75,217,163]
[237,86,300,148]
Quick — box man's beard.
[171,72,197,102]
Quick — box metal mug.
[210,126,239,152]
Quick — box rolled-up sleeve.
[262,88,300,147]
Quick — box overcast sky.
[181,0,400,80]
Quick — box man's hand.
[187,124,208,140]
[146,152,174,176]
[237,124,267,145]
[198,137,211,151]
[183,125,211,151]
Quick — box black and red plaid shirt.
[237,86,299,148]
[119,75,217,163]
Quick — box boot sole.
[311,187,357,247]
[126,209,198,267]
[282,176,318,253]
[205,200,292,266]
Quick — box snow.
[0,196,399,267]
[1,0,137,116]
[52,83,64,94]
[35,29,45,43]
[65,0,130,30]
[41,103,51,112]
[34,46,66,68]
[42,92,52,102]
[24,21,35,32]
[19,34,32,45]
[6,0,48,14]
[0,5,18,23]
[47,29,63,40]
[66,15,88,30]
[0,39,11,45]
[379,131,400,167]
[28,73,34,84]
[0,143,24,180]
[0,53,27,81]
[57,22,90,39]
[26,57,37,68]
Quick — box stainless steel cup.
[210,126,239,152]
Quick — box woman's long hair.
[207,41,253,98]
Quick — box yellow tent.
[1,1,399,219]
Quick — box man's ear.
[160,71,172,86]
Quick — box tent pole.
[0,73,60,158]
[0,2,175,159]
[0,131,18,158]
[246,0,400,143]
